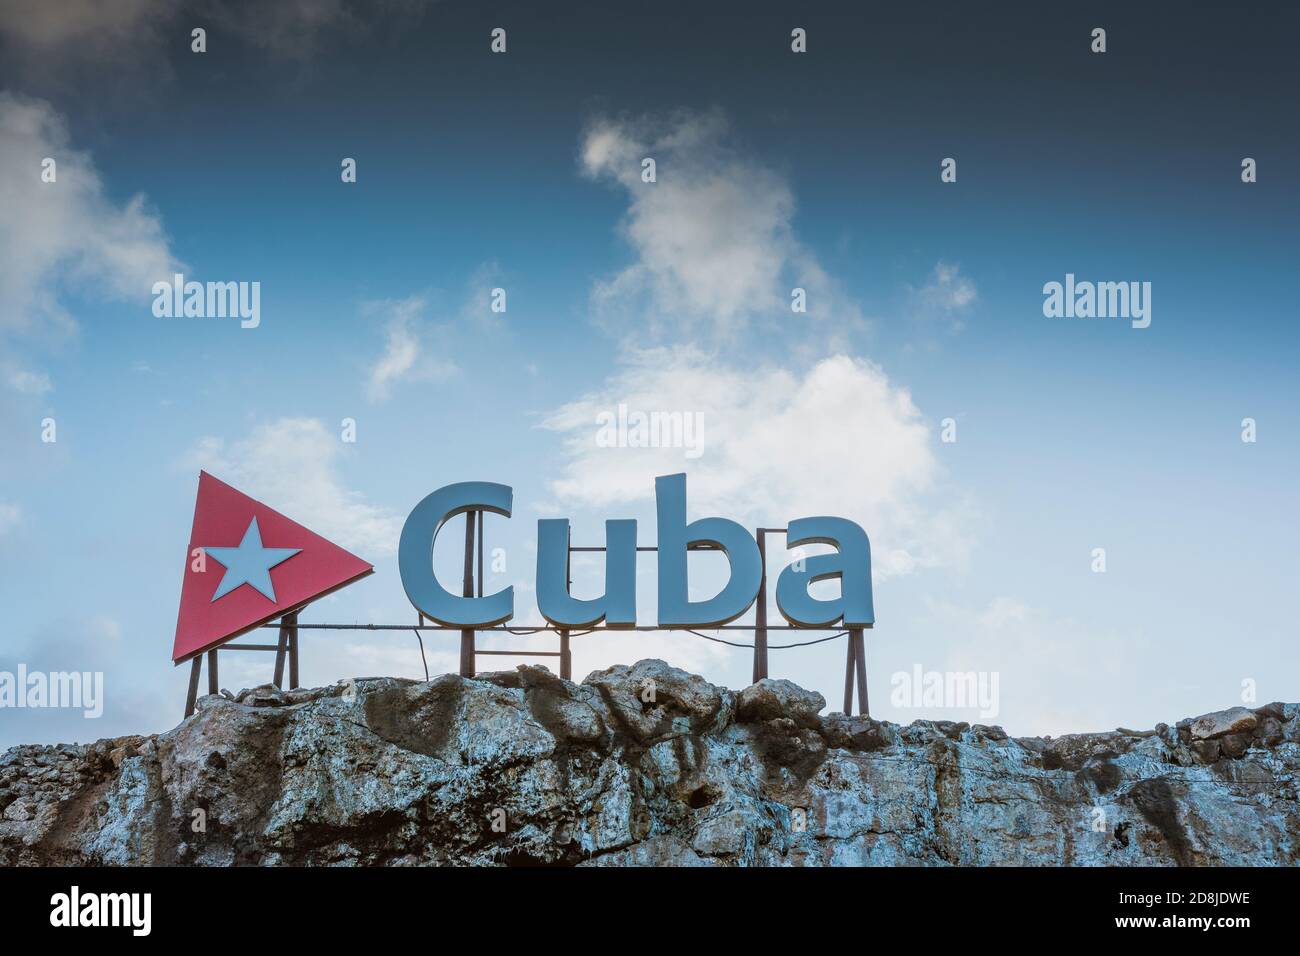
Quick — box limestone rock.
[737,679,826,728]
[2,661,1297,867]
[1185,707,1258,741]
[582,659,733,742]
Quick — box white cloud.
[0,502,21,537]
[551,113,977,580]
[182,417,402,557]
[0,0,168,50]
[580,109,864,343]
[0,92,179,338]
[5,365,52,395]
[541,347,974,578]
[0,1,436,71]
[363,296,458,402]
[212,0,358,59]
[525,113,985,706]
[911,261,977,329]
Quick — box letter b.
[655,473,761,627]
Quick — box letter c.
[398,482,513,627]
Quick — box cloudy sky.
[1,0,1297,748]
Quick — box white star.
[202,517,300,603]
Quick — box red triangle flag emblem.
[173,472,374,663]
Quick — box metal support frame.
[455,508,575,680]
[185,609,301,718]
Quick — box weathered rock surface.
[1184,706,1258,741]
[1,660,1297,866]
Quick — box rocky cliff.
[2,659,1297,866]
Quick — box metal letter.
[398,482,514,627]
[656,473,761,627]
[536,518,637,628]
[776,516,874,627]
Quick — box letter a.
[776,517,874,627]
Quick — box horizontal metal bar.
[222,644,282,651]
[569,546,659,552]
[257,622,862,632]
[475,650,562,657]
[569,538,788,552]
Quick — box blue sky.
[1,0,1297,748]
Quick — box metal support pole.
[288,611,299,690]
[843,632,856,715]
[560,530,572,680]
[184,657,202,718]
[476,510,484,598]
[753,528,768,684]
[273,619,289,689]
[207,649,219,695]
[459,510,476,677]
[852,627,869,717]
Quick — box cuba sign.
[398,473,873,631]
